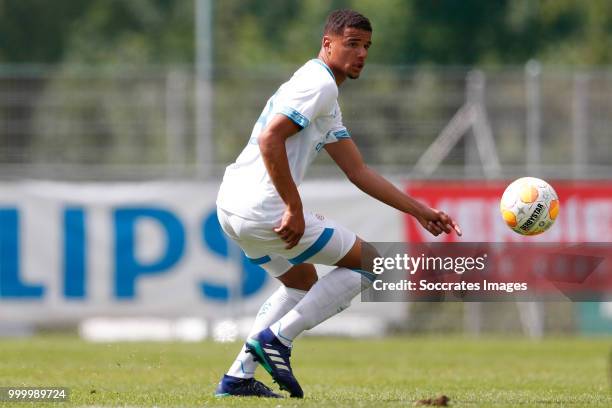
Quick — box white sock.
[270,267,374,346]
[226,285,306,378]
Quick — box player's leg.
[218,283,309,397]
[267,237,376,347]
[241,264,317,399]
[335,236,378,271]
[245,213,374,398]
[218,266,317,399]
[216,209,314,397]
[276,262,318,290]
[224,263,315,378]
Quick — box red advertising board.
[404,181,612,243]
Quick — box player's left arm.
[324,139,462,237]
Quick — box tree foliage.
[1,0,612,67]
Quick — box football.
[500,177,559,235]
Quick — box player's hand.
[416,206,462,237]
[274,207,305,249]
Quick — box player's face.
[326,28,372,80]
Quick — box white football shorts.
[217,207,357,277]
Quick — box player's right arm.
[258,114,305,249]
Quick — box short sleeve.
[273,81,336,129]
[324,104,351,144]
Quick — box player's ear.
[322,35,332,55]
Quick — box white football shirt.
[216,59,350,222]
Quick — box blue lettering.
[114,208,185,299]
[0,209,44,298]
[63,208,86,298]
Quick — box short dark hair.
[323,9,372,36]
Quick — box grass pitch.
[0,335,610,407]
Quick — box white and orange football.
[500,177,559,236]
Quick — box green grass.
[0,335,611,407]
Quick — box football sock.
[270,267,374,347]
[226,285,306,378]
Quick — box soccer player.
[214,9,461,398]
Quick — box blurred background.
[1,0,611,341]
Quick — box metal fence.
[1,62,611,180]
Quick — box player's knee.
[360,241,381,274]
[302,272,318,290]
[278,265,318,291]
[337,238,376,270]
[280,276,317,291]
